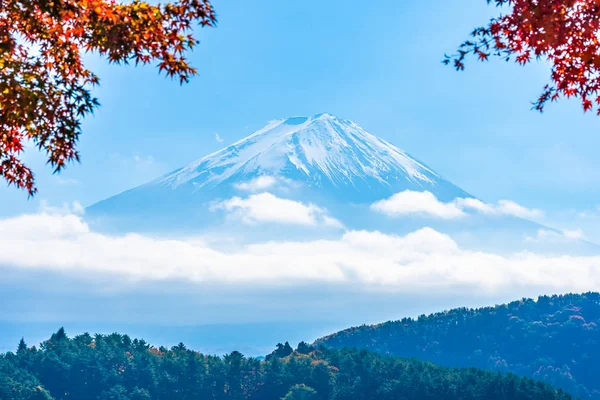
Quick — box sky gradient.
[3,1,600,354]
[2,0,600,235]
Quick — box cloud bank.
[526,228,586,243]
[456,198,544,219]
[372,191,544,220]
[1,211,599,295]
[213,192,343,228]
[371,191,466,219]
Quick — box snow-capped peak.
[157,113,459,199]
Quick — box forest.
[317,292,600,399]
[0,328,573,400]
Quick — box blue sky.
[3,0,600,352]
[3,0,600,221]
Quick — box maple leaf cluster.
[0,0,216,195]
[445,0,600,115]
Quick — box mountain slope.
[88,113,470,220]
[315,292,600,400]
[157,113,469,201]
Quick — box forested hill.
[0,329,572,400]
[316,292,600,400]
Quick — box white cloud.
[0,212,89,240]
[215,133,224,143]
[371,191,466,219]
[213,192,343,228]
[1,212,600,294]
[234,176,278,192]
[521,207,600,246]
[372,191,544,220]
[323,215,345,229]
[526,228,586,243]
[453,198,496,214]
[495,200,544,219]
[564,229,586,240]
[577,206,600,218]
[342,228,459,255]
[39,200,85,216]
[456,198,543,219]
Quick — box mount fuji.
[89,113,468,217]
[87,113,598,254]
[155,113,469,201]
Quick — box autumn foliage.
[445,0,600,115]
[0,0,216,195]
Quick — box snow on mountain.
[89,113,471,219]
[87,113,470,233]
[164,113,437,188]
[127,113,468,202]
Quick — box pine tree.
[296,341,314,355]
[17,338,27,354]
[50,327,67,342]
